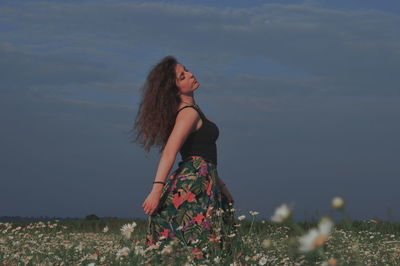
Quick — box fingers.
[145,208,155,215]
[142,202,155,215]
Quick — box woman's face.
[175,63,199,94]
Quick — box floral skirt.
[145,155,237,252]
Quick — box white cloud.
[0,1,398,97]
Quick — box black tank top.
[176,105,219,165]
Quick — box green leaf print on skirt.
[145,156,237,253]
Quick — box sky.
[1,0,399,222]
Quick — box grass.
[1,201,400,265]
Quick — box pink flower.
[193,213,205,225]
[185,191,196,202]
[172,193,185,209]
[160,228,170,239]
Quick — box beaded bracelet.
[153,181,165,185]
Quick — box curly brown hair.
[129,55,182,156]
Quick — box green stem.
[339,208,352,230]
[287,218,305,235]
[248,215,255,235]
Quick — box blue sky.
[1,0,399,222]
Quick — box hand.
[142,189,162,215]
[221,185,234,204]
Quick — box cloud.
[1,1,399,97]
[44,95,135,110]
[0,42,118,90]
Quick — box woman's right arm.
[142,107,200,215]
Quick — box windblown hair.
[130,55,182,156]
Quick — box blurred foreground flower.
[271,203,292,223]
[249,211,259,216]
[262,239,271,249]
[120,222,137,239]
[238,215,246,221]
[321,258,338,266]
[331,197,344,209]
[116,247,130,258]
[298,216,334,252]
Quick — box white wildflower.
[271,203,292,223]
[298,216,334,252]
[134,245,145,256]
[120,222,136,239]
[238,215,246,221]
[116,247,130,258]
[259,256,268,265]
[161,245,173,254]
[331,197,344,209]
[249,211,259,216]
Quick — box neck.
[180,95,196,106]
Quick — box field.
[1,201,400,265]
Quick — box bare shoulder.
[175,106,200,126]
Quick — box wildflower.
[161,245,173,254]
[238,215,246,221]
[259,256,268,265]
[328,258,338,265]
[103,226,109,233]
[249,211,259,216]
[298,216,334,252]
[120,222,137,239]
[214,256,221,263]
[89,250,99,260]
[75,242,84,252]
[215,209,224,216]
[116,247,130,258]
[331,197,344,209]
[261,239,271,249]
[134,246,145,256]
[271,203,292,223]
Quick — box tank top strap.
[176,105,205,119]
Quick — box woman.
[131,55,237,255]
